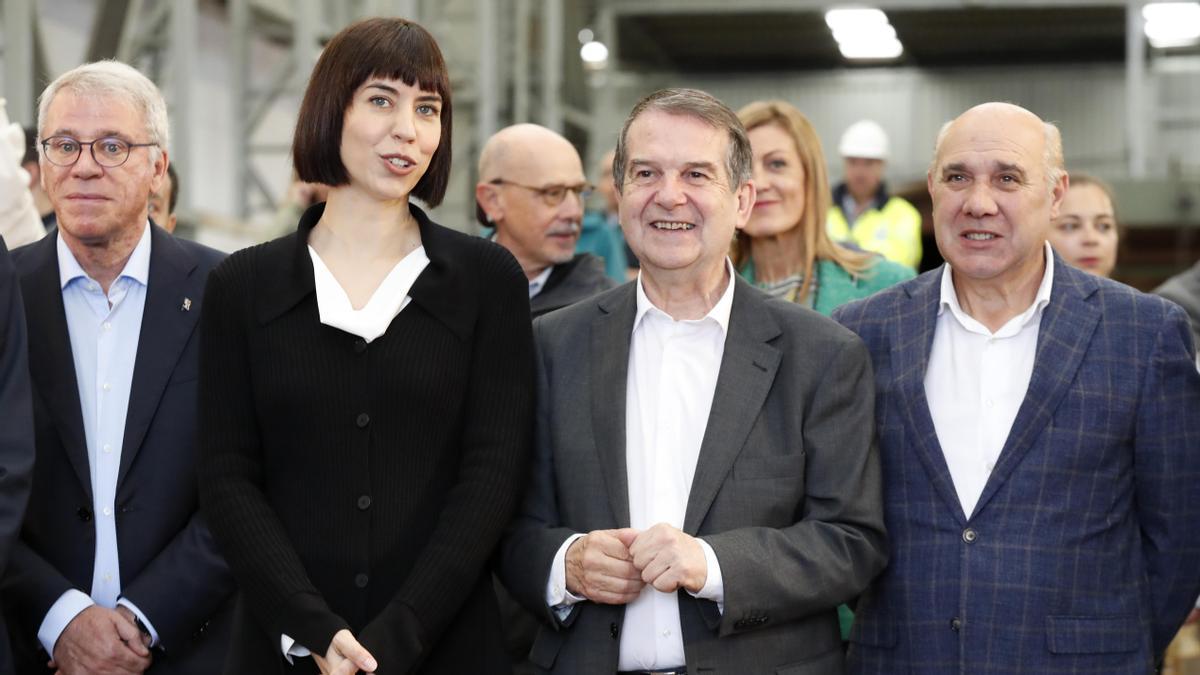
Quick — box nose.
[391,107,416,142]
[70,147,104,178]
[561,189,584,222]
[654,173,687,209]
[1080,222,1101,246]
[961,182,998,218]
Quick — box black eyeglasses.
[490,179,594,206]
[41,135,159,168]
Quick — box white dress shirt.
[545,260,734,670]
[39,225,160,655]
[924,242,1054,517]
[528,265,554,299]
[281,246,429,661]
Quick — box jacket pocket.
[733,453,805,480]
[1045,615,1141,654]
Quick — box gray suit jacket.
[499,278,888,675]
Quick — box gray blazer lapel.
[683,280,782,535]
[970,258,1101,518]
[591,286,636,528]
[895,268,969,523]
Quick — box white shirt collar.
[307,245,430,343]
[938,241,1055,336]
[528,265,554,299]
[57,222,152,290]
[633,258,736,335]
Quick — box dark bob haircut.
[292,17,452,207]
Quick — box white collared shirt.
[545,259,733,671]
[924,242,1055,517]
[39,224,160,654]
[528,265,554,299]
[307,245,429,343]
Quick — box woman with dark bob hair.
[199,17,532,674]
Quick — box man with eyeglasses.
[3,60,234,675]
[476,123,615,319]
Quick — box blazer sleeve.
[0,239,34,577]
[1133,303,1200,655]
[197,259,350,654]
[356,244,535,672]
[701,332,889,636]
[496,315,585,627]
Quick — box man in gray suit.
[499,88,887,675]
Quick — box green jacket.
[739,256,915,316]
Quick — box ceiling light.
[825,8,888,32]
[1143,2,1200,48]
[580,40,609,64]
[827,7,903,61]
[838,39,904,60]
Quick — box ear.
[149,150,169,195]
[733,179,757,232]
[475,182,503,223]
[1048,171,1069,220]
[926,169,935,198]
[165,213,178,233]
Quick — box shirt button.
[103,444,112,454]
[102,382,111,392]
[985,461,994,472]
[102,322,112,332]
[353,339,367,354]
[102,506,112,517]
[356,413,370,428]
[357,495,372,510]
[985,399,994,408]
[963,528,978,543]
[104,573,113,583]
[951,617,962,632]
[661,629,671,637]
[354,573,369,588]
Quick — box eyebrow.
[48,128,130,139]
[363,82,442,103]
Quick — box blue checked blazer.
[833,254,1200,674]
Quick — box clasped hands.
[47,605,151,675]
[565,523,707,605]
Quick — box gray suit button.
[962,528,978,543]
[356,413,370,428]
[951,617,962,631]
[355,573,369,588]
[357,495,372,510]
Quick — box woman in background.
[199,17,532,674]
[735,100,913,316]
[1049,172,1119,278]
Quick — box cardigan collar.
[255,201,473,342]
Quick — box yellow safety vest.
[826,197,922,271]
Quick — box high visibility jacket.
[827,182,922,271]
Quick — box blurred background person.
[0,101,46,247]
[1049,173,1119,278]
[147,163,178,233]
[577,148,628,283]
[21,126,56,231]
[268,172,330,238]
[826,119,922,271]
[476,123,614,318]
[200,17,531,674]
[736,100,914,318]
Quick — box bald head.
[932,102,1064,193]
[475,124,588,279]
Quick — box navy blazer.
[2,226,236,674]
[0,239,35,675]
[834,255,1200,674]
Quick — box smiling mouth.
[652,221,695,231]
[385,156,415,169]
[963,232,997,241]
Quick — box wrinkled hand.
[48,605,151,675]
[312,629,377,675]
[113,606,151,650]
[629,523,708,594]
[565,528,645,604]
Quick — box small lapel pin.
[181,297,192,312]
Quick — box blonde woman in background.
[1049,173,1119,278]
[735,100,913,317]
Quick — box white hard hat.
[839,120,889,160]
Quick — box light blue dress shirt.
[37,224,161,655]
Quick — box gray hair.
[613,88,752,193]
[37,60,169,162]
[929,115,1065,194]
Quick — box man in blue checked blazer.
[834,102,1200,674]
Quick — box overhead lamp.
[580,40,609,65]
[1143,2,1200,48]
[832,23,897,45]
[838,39,904,60]
[825,8,888,31]
[826,7,903,61]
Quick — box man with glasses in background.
[476,123,615,319]
[3,60,233,675]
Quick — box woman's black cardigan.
[198,203,534,673]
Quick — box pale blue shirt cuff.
[547,533,587,620]
[688,538,724,614]
[116,597,160,648]
[38,590,94,657]
[280,633,312,663]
